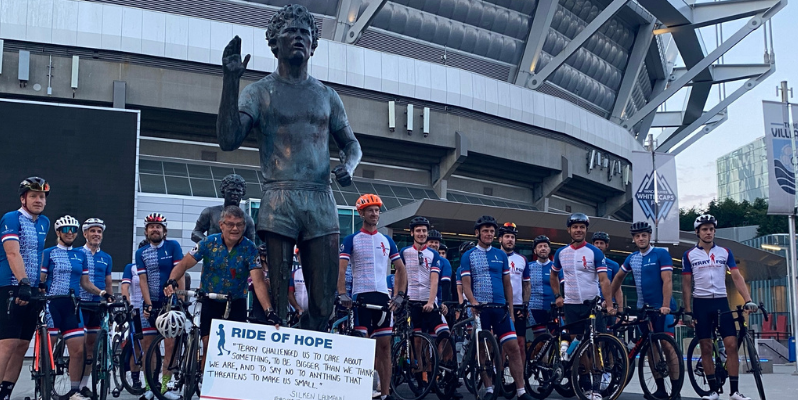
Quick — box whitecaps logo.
[634,172,676,221]
[771,121,796,194]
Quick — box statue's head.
[266,4,320,63]
[220,174,247,205]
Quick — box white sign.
[632,150,680,243]
[763,100,795,214]
[201,320,376,400]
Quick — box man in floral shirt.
[165,206,277,354]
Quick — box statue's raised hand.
[222,36,251,78]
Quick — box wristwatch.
[555,294,563,299]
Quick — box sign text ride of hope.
[200,320,376,400]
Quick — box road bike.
[86,298,131,400]
[112,299,154,397]
[390,301,440,400]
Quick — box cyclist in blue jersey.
[426,230,452,307]
[498,222,530,363]
[0,177,50,400]
[682,215,757,400]
[338,194,406,400]
[77,218,114,397]
[609,221,679,398]
[40,216,108,400]
[135,213,184,399]
[461,216,533,400]
[591,232,623,307]
[455,241,476,304]
[527,235,562,337]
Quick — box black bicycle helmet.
[497,222,519,237]
[630,221,653,234]
[409,216,430,230]
[459,241,476,254]
[19,176,50,197]
[439,243,448,252]
[693,214,717,230]
[474,215,499,231]
[427,229,443,242]
[532,235,550,249]
[566,213,590,227]
[591,232,611,243]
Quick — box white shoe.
[585,391,603,400]
[139,390,154,400]
[372,390,381,398]
[729,392,751,400]
[163,390,180,400]
[600,372,611,391]
[702,391,720,400]
[69,391,91,400]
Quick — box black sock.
[0,381,15,400]
[655,377,665,391]
[730,376,739,394]
[671,379,680,393]
[706,374,717,393]
[131,373,141,384]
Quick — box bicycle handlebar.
[173,290,229,301]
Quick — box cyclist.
[591,232,623,307]
[455,241,476,304]
[164,205,277,364]
[526,235,562,337]
[426,229,452,304]
[0,177,50,400]
[77,218,114,398]
[40,215,108,400]
[550,213,613,400]
[682,214,757,400]
[135,213,184,399]
[288,264,308,317]
[609,221,679,398]
[498,222,530,363]
[338,194,407,400]
[461,215,533,400]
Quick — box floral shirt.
[190,234,260,300]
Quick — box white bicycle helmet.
[82,218,106,231]
[156,310,186,338]
[693,214,717,230]
[54,215,80,231]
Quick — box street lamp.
[761,242,798,372]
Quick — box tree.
[679,207,701,231]
[679,197,792,236]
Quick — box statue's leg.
[261,231,296,321]
[297,233,339,332]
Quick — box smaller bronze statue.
[191,174,256,243]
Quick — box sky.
[662,2,798,210]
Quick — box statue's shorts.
[257,181,340,241]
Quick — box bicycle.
[685,302,768,400]
[431,301,468,400]
[111,298,153,397]
[524,298,628,400]
[88,298,131,400]
[390,301,441,400]
[610,305,685,399]
[145,290,230,400]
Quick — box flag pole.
[782,81,798,373]
[645,133,659,243]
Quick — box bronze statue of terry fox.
[191,174,256,243]
[216,4,362,331]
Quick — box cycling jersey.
[121,263,143,308]
[78,246,113,302]
[0,208,49,286]
[437,257,452,303]
[506,251,530,305]
[622,246,677,309]
[41,244,88,295]
[340,229,400,295]
[527,259,563,311]
[551,242,607,305]
[135,239,183,303]
[460,245,509,304]
[399,245,441,302]
[599,258,620,301]
[289,267,308,311]
[455,267,462,286]
[682,244,736,299]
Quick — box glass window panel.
[339,181,359,193]
[339,213,354,238]
[187,164,213,179]
[371,183,394,197]
[213,181,224,197]
[390,186,412,198]
[163,162,188,177]
[246,183,263,200]
[330,179,342,191]
[354,181,375,194]
[190,179,217,198]
[451,193,468,203]
[493,201,508,207]
[165,176,192,196]
[139,174,166,194]
[382,197,401,210]
[333,191,347,206]
[234,168,260,183]
[211,166,235,180]
[446,193,456,201]
[481,198,496,206]
[464,196,484,204]
[353,214,362,229]
[342,192,360,206]
[408,188,429,199]
[397,198,416,206]
[425,190,439,199]
[139,159,163,174]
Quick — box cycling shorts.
[409,301,450,339]
[49,297,84,339]
[513,305,527,338]
[478,305,516,345]
[352,292,392,338]
[693,297,736,340]
[199,298,247,337]
[528,309,552,334]
[80,302,102,333]
[645,313,675,335]
[0,285,41,340]
[563,304,605,336]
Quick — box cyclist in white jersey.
[682,214,757,400]
[338,194,406,400]
[498,222,530,363]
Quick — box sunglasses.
[59,226,78,234]
[25,180,50,192]
[503,222,517,229]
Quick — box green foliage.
[678,197,792,236]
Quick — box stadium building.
[0,0,788,307]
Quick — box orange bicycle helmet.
[355,193,383,211]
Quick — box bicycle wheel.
[501,357,514,399]
[144,336,168,400]
[638,333,684,400]
[570,334,628,400]
[52,335,73,399]
[686,337,726,396]
[390,332,439,400]
[182,335,201,400]
[463,330,502,400]
[742,334,765,400]
[111,333,124,396]
[432,336,458,400]
[92,329,110,400]
[120,337,153,396]
[523,333,556,399]
[36,328,53,400]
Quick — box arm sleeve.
[122,264,132,284]
[171,241,183,264]
[238,83,261,123]
[681,251,693,275]
[430,253,441,275]
[82,254,89,275]
[551,249,562,272]
[657,248,673,271]
[339,234,354,260]
[594,248,608,274]
[501,252,510,275]
[726,248,737,269]
[106,255,113,276]
[328,87,350,133]
[456,267,462,285]
[440,259,452,282]
[0,212,20,243]
[190,239,208,262]
[459,252,471,277]
[246,243,259,271]
[621,255,632,273]
[41,249,51,275]
[522,256,531,282]
[388,237,400,261]
[135,250,147,276]
[398,247,407,264]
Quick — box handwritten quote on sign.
[200,320,376,400]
